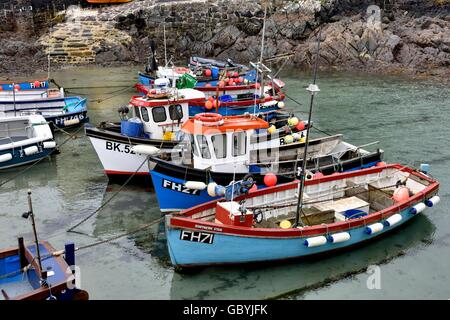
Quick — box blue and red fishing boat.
[0,191,88,300]
[165,163,440,269]
[149,113,383,212]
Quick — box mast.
[12,82,17,117]
[22,190,43,276]
[293,27,322,227]
[163,23,168,67]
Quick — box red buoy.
[218,80,225,88]
[205,83,212,88]
[376,161,387,167]
[204,69,212,77]
[233,71,239,77]
[313,172,324,179]
[392,187,410,202]
[14,84,20,91]
[295,121,306,131]
[33,80,41,88]
[264,173,277,187]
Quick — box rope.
[0,125,85,188]
[66,156,150,233]
[75,217,164,252]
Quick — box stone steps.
[39,6,132,65]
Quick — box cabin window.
[152,107,167,123]
[169,105,183,121]
[134,106,141,120]
[232,131,246,157]
[140,107,150,122]
[196,135,211,159]
[211,134,227,159]
[190,134,198,157]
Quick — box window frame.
[140,107,150,122]
[151,106,167,123]
[232,131,247,157]
[196,135,211,159]
[168,104,183,121]
[211,134,227,159]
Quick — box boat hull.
[166,205,422,267]
[0,141,55,170]
[86,125,179,182]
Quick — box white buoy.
[43,141,56,149]
[0,153,13,163]
[185,181,207,190]
[207,182,218,197]
[131,145,159,156]
[305,170,314,180]
[63,118,80,127]
[384,213,402,227]
[425,196,440,207]
[409,202,426,215]
[365,222,384,235]
[24,146,39,156]
[304,236,327,247]
[329,232,351,243]
[277,101,285,109]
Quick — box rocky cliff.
[0,0,449,78]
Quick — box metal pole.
[293,27,322,227]
[12,82,16,117]
[27,190,43,274]
[163,24,167,67]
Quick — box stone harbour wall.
[0,0,449,77]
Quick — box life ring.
[194,113,223,126]
[175,67,190,74]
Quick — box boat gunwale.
[168,164,439,238]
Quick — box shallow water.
[0,66,449,299]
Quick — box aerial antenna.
[163,23,168,67]
[293,26,322,227]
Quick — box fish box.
[121,119,143,138]
[312,196,369,222]
[215,201,253,227]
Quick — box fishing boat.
[0,79,49,93]
[165,163,440,269]
[149,113,383,212]
[0,96,88,129]
[0,240,89,300]
[86,82,305,181]
[0,115,57,170]
[0,191,88,300]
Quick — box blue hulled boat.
[149,113,383,212]
[0,79,49,92]
[0,96,88,129]
[165,164,440,269]
[0,115,57,170]
[0,240,88,300]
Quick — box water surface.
[0,66,448,299]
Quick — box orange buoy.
[233,71,239,77]
[376,161,387,167]
[392,186,410,202]
[205,83,212,88]
[205,100,213,110]
[248,184,258,193]
[255,83,261,89]
[14,84,20,91]
[264,173,277,187]
[33,80,41,88]
[213,100,221,108]
[218,80,225,88]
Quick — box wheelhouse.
[181,114,268,172]
[129,88,204,140]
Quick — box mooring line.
[66,156,150,234]
[0,125,85,188]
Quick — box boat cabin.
[127,87,205,140]
[180,113,269,172]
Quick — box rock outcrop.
[0,0,449,77]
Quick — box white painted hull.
[88,136,150,176]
